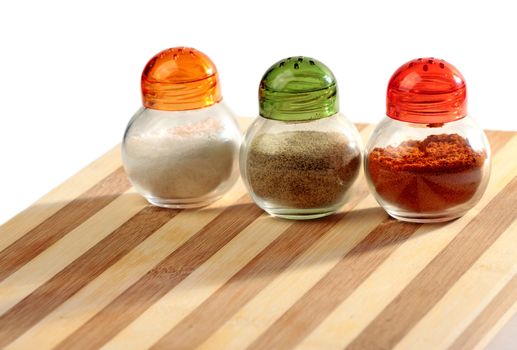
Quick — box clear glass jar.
[241,113,361,219]
[240,57,362,219]
[365,58,491,222]
[122,47,240,208]
[123,103,240,208]
[365,116,490,222]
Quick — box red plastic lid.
[387,58,467,124]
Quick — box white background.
[1,0,516,224]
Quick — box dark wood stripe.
[0,206,178,348]
[248,219,420,350]
[449,273,517,350]
[485,130,515,154]
[355,123,369,132]
[55,195,262,350]
[0,167,130,283]
[347,175,517,350]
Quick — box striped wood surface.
[0,119,516,350]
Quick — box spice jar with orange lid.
[364,58,491,223]
[122,47,241,208]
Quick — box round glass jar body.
[122,102,241,208]
[364,116,491,223]
[240,112,362,219]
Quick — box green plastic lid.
[259,56,339,121]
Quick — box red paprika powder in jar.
[365,58,491,223]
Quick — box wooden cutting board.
[1,119,516,350]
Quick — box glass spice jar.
[365,58,491,223]
[240,57,362,219]
[122,47,241,208]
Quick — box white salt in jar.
[122,47,240,208]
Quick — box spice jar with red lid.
[364,58,491,223]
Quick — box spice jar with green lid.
[240,56,362,219]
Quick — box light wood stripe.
[0,145,121,250]
[295,134,517,350]
[0,167,130,282]
[236,117,253,133]
[346,175,517,349]
[0,203,178,348]
[449,265,517,349]
[6,182,248,350]
[395,219,517,349]
[55,195,263,350]
[0,189,144,317]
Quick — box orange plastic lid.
[141,47,222,111]
[387,58,467,124]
